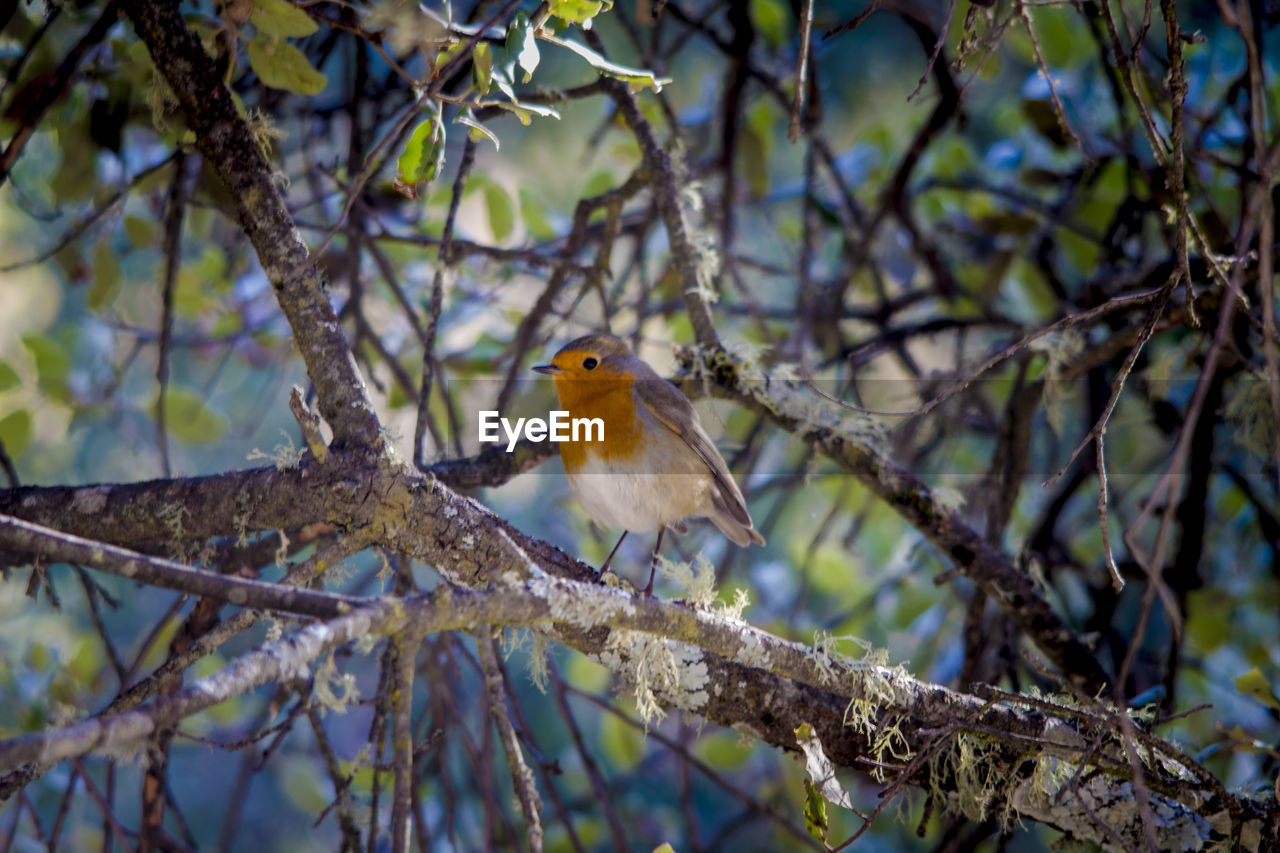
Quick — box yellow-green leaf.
[1236,668,1280,711]
[506,13,539,82]
[124,215,156,247]
[251,0,318,38]
[22,336,70,387]
[598,709,643,770]
[0,361,19,393]
[519,189,556,241]
[160,387,228,444]
[88,241,122,312]
[549,36,669,91]
[490,100,560,126]
[393,111,445,198]
[550,0,604,24]
[472,42,493,94]
[454,112,499,150]
[0,410,32,456]
[483,182,514,241]
[247,36,327,96]
[749,0,788,46]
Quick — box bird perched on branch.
[534,333,764,594]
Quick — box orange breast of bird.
[549,371,714,534]
[551,375,644,472]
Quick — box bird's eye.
[582,357,598,370]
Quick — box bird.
[533,333,765,594]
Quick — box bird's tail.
[707,501,766,547]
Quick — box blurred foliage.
[1,0,1278,850]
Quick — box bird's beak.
[532,364,561,375]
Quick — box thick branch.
[119,0,381,446]
[676,348,1114,694]
[2,571,1262,850]
[0,514,359,619]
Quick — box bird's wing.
[632,377,754,530]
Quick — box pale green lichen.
[245,108,286,158]
[597,630,709,729]
[721,587,750,620]
[498,627,552,694]
[374,550,394,592]
[655,554,717,607]
[233,510,251,547]
[530,573,636,631]
[929,733,1015,827]
[313,649,358,715]
[355,632,380,656]
[247,430,304,471]
[931,486,966,514]
[735,628,773,671]
[1030,329,1085,438]
[1224,376,1278,461]
[274,529,291,570]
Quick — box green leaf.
[0,361,19,393]
[0,410,32,456]
[1235,668,1280,711]
[472,42,493,94]
[88,241,122,312]
[598,709,643,770]
[749,0,788,46]
[124,215,156,247]
[394,111,445,199]
[251,0,317,38]
[161,387,228,444]
[280,755,330,813]
[490,100,561,126]
[547,36,669,91]
[22,335,70,388]
[506,13,539,83]
[741,118,770,200]
[483,182,514,241]
[802,778,828,842]
[247,36,327,96]
[550,0,605,24]
[454,112,499,150]
[581,170,614,198]
[519,189,556,241]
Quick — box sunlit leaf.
[506,12,539,83]
[749,0,788,46]
[490,100,561,126]
[88,241,122,312]
[598,709,643,770]
[550,0,605,24]
[247,36,328,96]
[21,336,70,390]
[483,182,514,241]
[0,410,32,456]
[124,215,156,248]
[394,110,445,198]
[472,42,493,94]
[454,112,499,150]
[1236,668,1280,711]
[251,0,318,38]
[519,188,556,241]
[160,387,228,444]
[0,361,19,393]
[548,35,670,91]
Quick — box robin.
[533,333,765,593]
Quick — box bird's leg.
[598,531,627,579]
[643,526,666,597]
